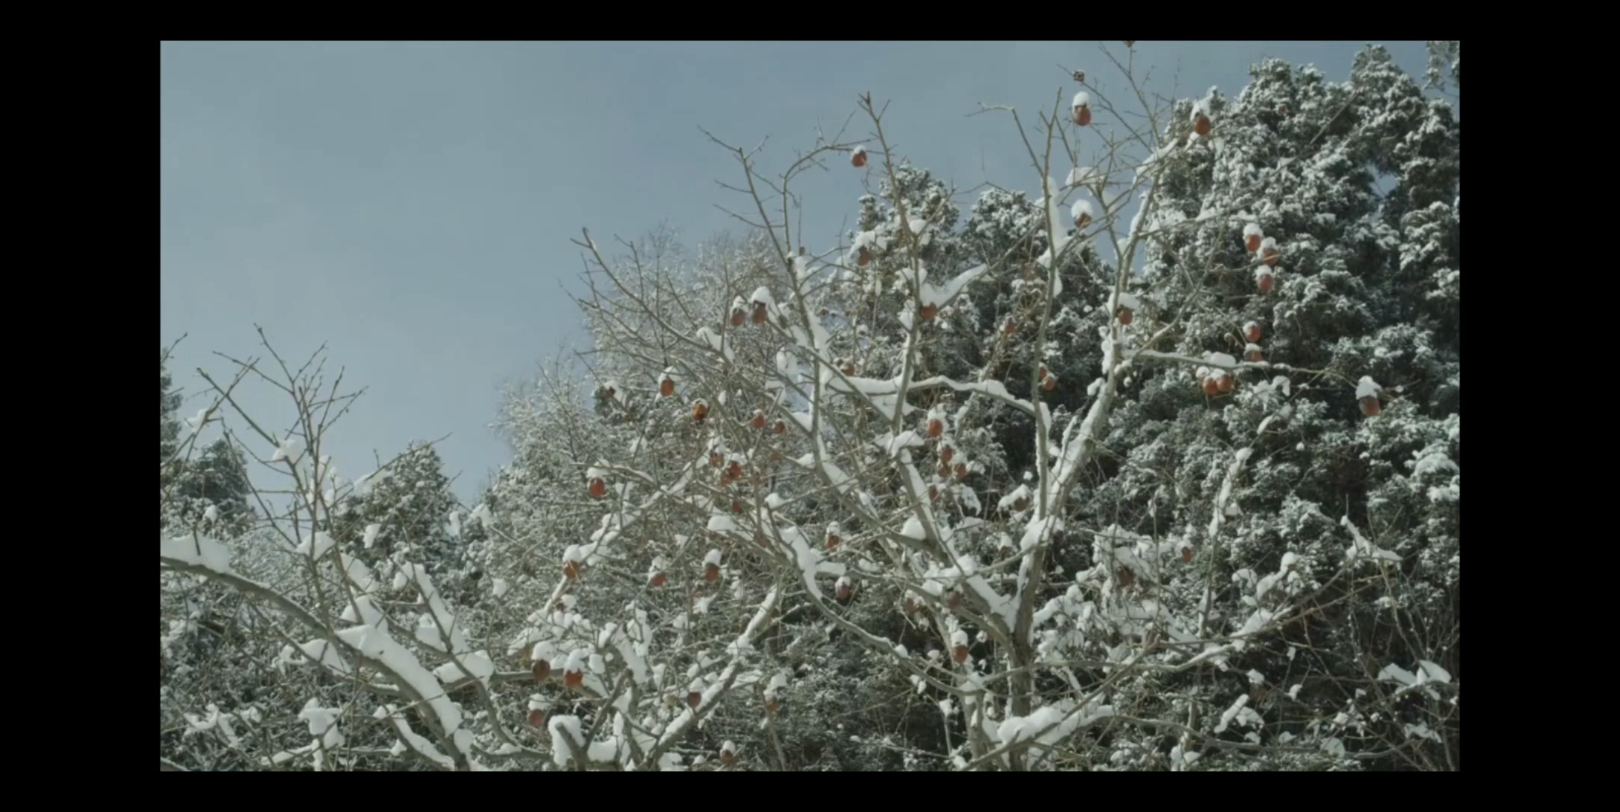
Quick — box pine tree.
[1052,46,1461,769]
[334,442,462,581]
[171,439,255,537]
[160,355,269,769]
[161,351,183,482]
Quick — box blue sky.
[161,41,1433,500]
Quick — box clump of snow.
[531,641,556,665]
[270,436,305,464]
[1381,659,1452,693]
[1417,660,1453,684]
[994,701,1114,756]
[1072,92,1091,109]
[997,484,1032,512]
[1249,375,1291,408]
[1340,515,1401,564]
[1356,376,1382,399]
[298,699,345,748]
[184,407,210,434]
[161,532,234,574]
[694,329,732,361]
[1067,166,1100,187]
[1213,694,1263,734]
[432,650,495,687]
[901,515,926,540]
[918,263,989,309]
[295,531,337,561]
[1071,199,1095,223]
[547,715,593,767]
[1243,222,1263,238]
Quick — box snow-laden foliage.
[161,46,1457,771]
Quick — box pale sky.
[160,41,1432,500]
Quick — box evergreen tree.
[334,442,462,580]
[1052,46,1460,769]
[160,355,268,769]
[170,439,256,537]
[161,351,256,537]
[161,352,183,487]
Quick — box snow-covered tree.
[162,350,183,469]
[161,335,526,771]
[165,438,255,536]
[331,442,463,584]
[160,344,274,769]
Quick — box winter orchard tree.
[159,44,1457,771]
[520,46,1457,771]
